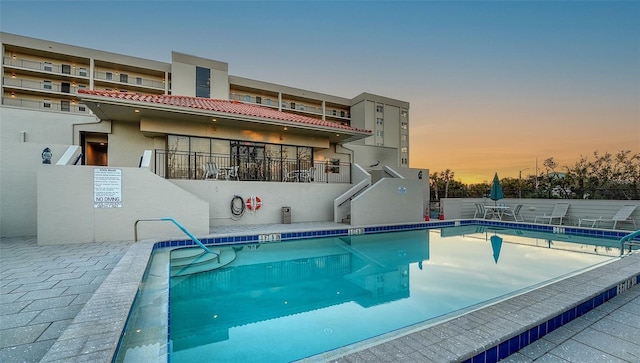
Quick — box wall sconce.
[283,126,288,131]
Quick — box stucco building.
[0,32,426,243]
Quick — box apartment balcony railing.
[3,77,84,94]
[93,71,165,90]
[2,97,90,114]
[154,150,352,184]
[3,57,89,77]
[229,94,326,115]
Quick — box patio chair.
[578,205,637,229]
[300,167,316,182]
[226,166,240,181]
[202,162,219,180]
[282,167,297,182]
[502,204,524,222]
[473,203,489,219]
[534,203,570,225]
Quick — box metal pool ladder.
[134,217,219,262]
[620,228,640,256]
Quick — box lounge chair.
[534,203,570,225]
[579,205,638,229]
[202,162,219,180]
[502,204,524,222]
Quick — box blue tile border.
[464,273,640,363]
[151,219,638,253]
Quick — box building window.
[245,95,251,102]
[43,99,51,108]
[43,80,52,90]
[61,100,70,112]
[376,117,384,125]
[290,102,296,109]
[376,131,384,137]
[256,96,262,104]
[376,105,384,113]
[196,66,210,98]
[401,135,407,141]
[340,110,345,117]
[44,62,53,72]
[79,105,86,112]
[120,74,128,83]
[265,99,271,106]
[401,147,408,153]
[401,122,408,130]
[62,64,71,74]
[105,72,113,80]
[401,110,408,118]
[136,77,143,85]
[79,68,88,77]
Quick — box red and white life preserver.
[246,196,262,211]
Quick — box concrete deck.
[1,223,639,362]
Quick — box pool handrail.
[619,228,640,255]
[134,217,216,256]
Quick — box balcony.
[2,97,90,114]
[154,150,351,183]
[3,77,85,95]
[93,71,165,90]
[3,56,89,78]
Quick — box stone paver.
[0,236,131,363]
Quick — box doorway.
[82,133,108,166]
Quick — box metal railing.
[2,97,90,114]
[134,217,218,260]
[154,149,352,183]
[3,77,84,94]
[3,56,89,77]
[93,71,165,89]
[620,229,640,256]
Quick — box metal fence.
[154,150,352,183]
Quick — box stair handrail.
[134,217,216,255]
[619,228,640,256]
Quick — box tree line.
[430,150,640,200]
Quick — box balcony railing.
[2,97,90,114]
[154,150,351,183]
[3,56,89,77]
[3,77,84,94]
[93,71,165,90]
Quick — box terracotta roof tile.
[78,90,370,134]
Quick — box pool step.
[170,247,236,277]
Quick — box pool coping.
[38,220,640,362]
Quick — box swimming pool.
[113,225,623,362]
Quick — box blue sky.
[2,1,638,182]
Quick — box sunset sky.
[2,1,638,183]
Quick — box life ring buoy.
[246,196,262,211]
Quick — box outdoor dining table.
[484,205,511,220]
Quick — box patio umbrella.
[489,172,504,206]
[490,234,503,263]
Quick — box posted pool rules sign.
[94,168,122,208]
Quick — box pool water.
[168,227,618,362]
